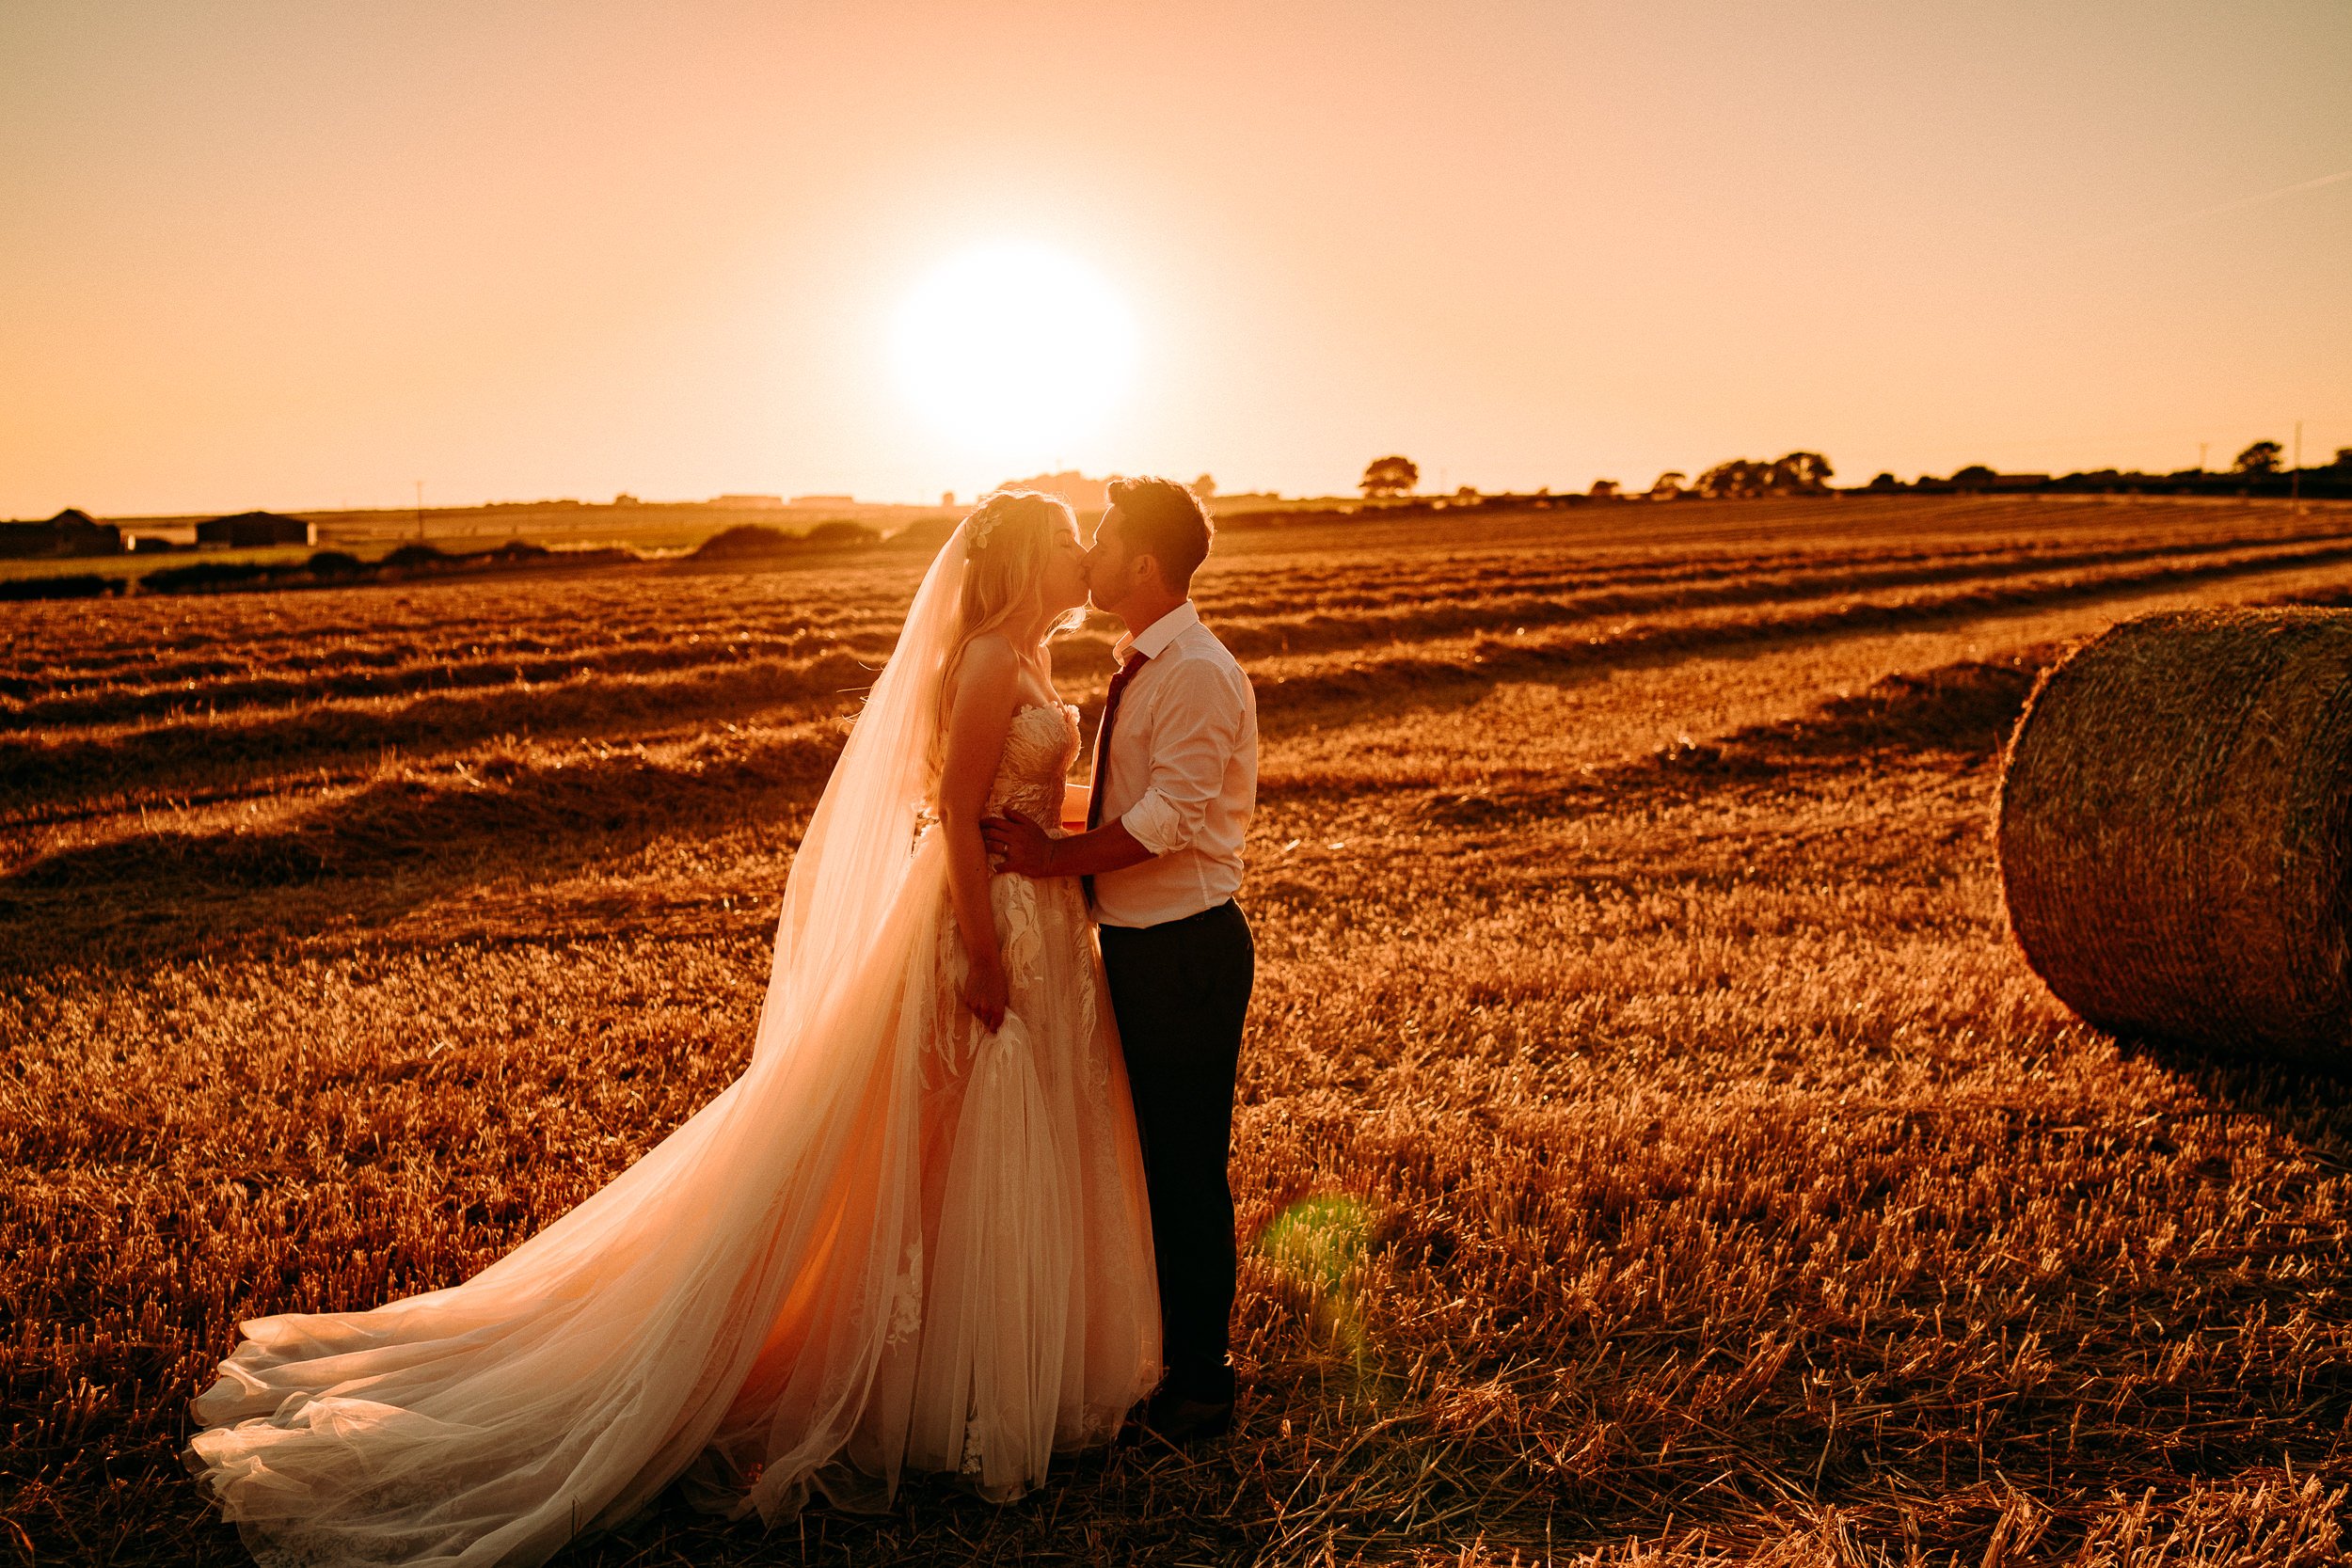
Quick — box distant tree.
[1694,458,1769,499]
[1950,465,1997,491]
[613,492,640,506]
[1690,451,1835,499]
[1867,471,1902,491]
[2234,440,2283,474]
[1455,484,1480,500]
[1647,470,1686,499]
[2333,448,2352,471]
[1191,473,1216,499]
[1360,455,1419,499]
[1768,451,1834,494]
[1588,479,1620,499]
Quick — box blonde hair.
[937,488,1082,740]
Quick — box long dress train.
[184,529,1161,1567]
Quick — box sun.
[890,243,1138,459]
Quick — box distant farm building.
[711,494,783,508]
[0,508,122,558]
[197,512,316,548]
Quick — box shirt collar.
[1113,599,1200,664]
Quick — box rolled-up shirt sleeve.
[1118,662,1248,856]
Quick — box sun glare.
[890,243,1138,459]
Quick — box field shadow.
[1412,649,2055,832]
[1249,594,2004,740]
[1726,646,2053,760]
[2114,1035,2352,1175]
[0,729,844,979]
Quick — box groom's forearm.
[1042,820,1157,879]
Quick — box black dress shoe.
[1139,1387,1233,1446]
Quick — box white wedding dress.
[185,528,1161,1567]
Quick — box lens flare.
[1259,1193,1375,1367]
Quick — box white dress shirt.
[1091,601,1258,928]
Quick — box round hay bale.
[1996,607,2352,1059]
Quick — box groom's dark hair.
[1104,476,1214,592]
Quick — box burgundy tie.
[1082,650,1152,905]
[1087,648,1152,832]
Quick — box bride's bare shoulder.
[962,629,1019,663]
[949,633,1020,709]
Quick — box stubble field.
[7,494,2352,1566]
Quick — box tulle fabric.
[184,531,1160,1567]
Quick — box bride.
[186,491,1162,1565]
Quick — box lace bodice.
[987,702,1080,827]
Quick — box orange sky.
[3,1,2347,517]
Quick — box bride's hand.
[960,953,1009,1033]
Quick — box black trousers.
[1098,899,1254,1402]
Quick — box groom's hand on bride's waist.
[980,811,1055,877]
[982,812,1158,879]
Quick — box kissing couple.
[187,477,1262,1566]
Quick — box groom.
[982,475,1258,1444]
